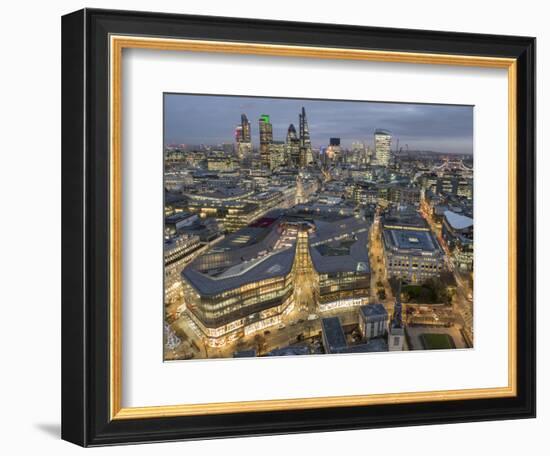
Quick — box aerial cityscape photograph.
[163,94,474,361]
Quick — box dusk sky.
[164,94,473,154]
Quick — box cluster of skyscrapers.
[235,107,314,170]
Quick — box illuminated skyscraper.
[286,123,300,168]
[268,141,286,170]
[299,107,312,167]
[326,137,341,164]
[236,114,252,160]
[234,125,243,142]
[241,114,251,142]
[259,114,273,168]
[375,129,392,166]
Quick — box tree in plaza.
[254,334,266,355]
[377,288,386,300]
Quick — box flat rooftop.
[360,303,388,319]
[309,216,371,274]
[165,212,195,223]
[381,210,429,230]
[338,338,389,353]
[266,346,310,356]
[383,228,441,253]
[215,226,272,251]
[321,317,347,353]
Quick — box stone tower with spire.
[388,281,405,351]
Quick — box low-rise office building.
[309,216,371,312]
[442,210,474,271]
[321,316,389,354]
[164,233,202,303]
[381,210,445,284]
[321,317,348,354]
[358,304,388,340]
[182,216,297,347]
[164,212,199,238]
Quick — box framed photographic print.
[61,8,536,447]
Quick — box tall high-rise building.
[286,123,300,168]
[351,141,366,164]
[326,137,341,164]
[375,129,392,166]
[299,107,313,167]
[234,125,243,142]
[241,114,251,142]
[268,141,286,170]
[235,114,252,160]
[236,114,252,160]
[259,114,273,168]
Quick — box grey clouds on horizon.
[164,94,474,154]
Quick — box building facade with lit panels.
[164,233,203,304]
[259,114,273,168]
[181,217,298,347]
[286,123,300,167]
[235,113,252,161]
[268,142,287,170]
[381,210,445,284]
[374,129,392,166]
[353,183,378,205]
[308,216,372,312]
[186,199,262,233]
[206,154,238,172]
[299,107,313,167]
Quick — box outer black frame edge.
[61,8,536,447]
[61,8,87,447]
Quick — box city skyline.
[164,93,474,154]
[163,94,474,361]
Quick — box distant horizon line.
[164,143,474,156]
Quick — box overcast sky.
[164,94,473,154]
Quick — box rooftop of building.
[212,211,285,251]
[183,246,295,296]
[165,212,197,223]
[321,317,347,353]
[335,338,389,353]
[182,212,295,295]
[444,210,474,230]
[322,316,389,354]
[164,233,199,250]
[182,211,371,295]
[165,191,188,205]
[359,303,388,319]
[265,345,310,357]
[309,216,371,274]
[381,208,429,230]
[383,228,442,254]
[287,206,352,223]
[214,225,274,251]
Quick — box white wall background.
[0,0,545,454]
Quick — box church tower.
[388,282,405,351]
